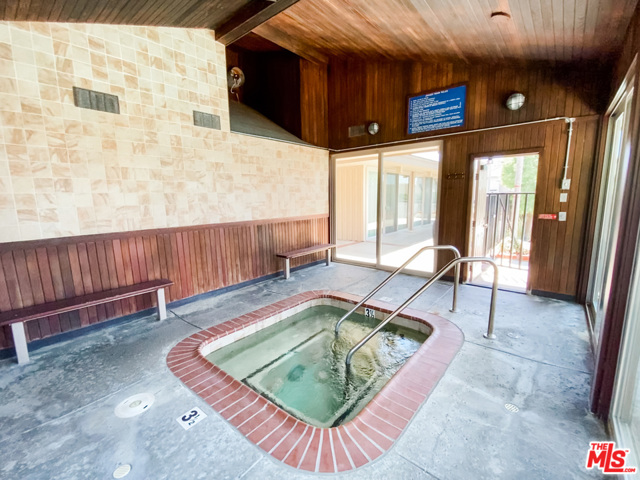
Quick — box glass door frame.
[610,237,640,476]
[605,55,640,479]
[586,59,636,349]
[330,139,443,277]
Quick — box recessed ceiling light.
[490,11,511,22]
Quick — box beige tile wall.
[0,22,329,242]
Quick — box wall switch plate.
[558,212,567,221]
[561,179,571,190]
[560,193,568,203]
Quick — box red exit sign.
[538,213,557,220]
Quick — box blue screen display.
[408,85,466,134]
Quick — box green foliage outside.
[500,155,538,216]
[496,155,539,252]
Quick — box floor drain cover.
[504,403,520,413]
[113,464,131,478]
[114,393,155,418]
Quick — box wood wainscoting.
[0,214,329,351]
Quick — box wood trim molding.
[0,214,330,252]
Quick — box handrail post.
[451,262,460,312]
[334,245,461,336]
[483,260,499,339]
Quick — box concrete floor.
[471,264,529,292]
[0,263,607,479]
[337,224,437,272]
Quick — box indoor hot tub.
[167,291,463,473]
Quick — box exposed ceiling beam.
[254,22,329,64]
[215,0,301,45]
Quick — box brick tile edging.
[167,290,464,473]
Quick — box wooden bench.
[276,244,336,279]
[0,279,173,365]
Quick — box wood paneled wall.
[0,215,329,351]
[328,61,607,150]
[437,117,599,297]
[300,59,329,147]
[324,59,607,298]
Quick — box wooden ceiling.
[254,0,639,64]
[1,0,638,66]
[0,0,266,32]
[0,0,244,30]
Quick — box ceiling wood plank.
[254,22,329,63]
[563,0,576,61]
[409,0,468,62]
[171,0,212,26]
[8,1,21,18]
[215,0,300,46]
[583,0,599,61]
[572,0,587,61]
[112,0,158,25]
[130,0,176,25]
[35,0,55,22]
[46,0,66,22]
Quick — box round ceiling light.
[368,122,380,135]
[490,11,511,22]
[506,92,526,111]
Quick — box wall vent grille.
[193,111,221,130]
[73,87,119,114]
[348,125,366,137]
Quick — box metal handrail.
[334,245,461,336]
[345,256,499,370]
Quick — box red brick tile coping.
[167,290,463,473]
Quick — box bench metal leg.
[284,258,291,280]
[156,287,167,321]
[11,322,29,365]
[326,248,331,266]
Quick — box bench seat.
[0,278,173,365]
[276,244,335,279]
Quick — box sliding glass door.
[607,62,639,478]
[611,246,640,474]
[379,149,440,272]
[332,141,441,275]
[587,82,634,346]
[334,154,378,265]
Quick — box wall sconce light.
[506,92,526,110]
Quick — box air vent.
[348,125,366,137]
[193,111,221,130]
[73,87,120,114]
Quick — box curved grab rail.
[345,256,498,370]
[334,245,461,336]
